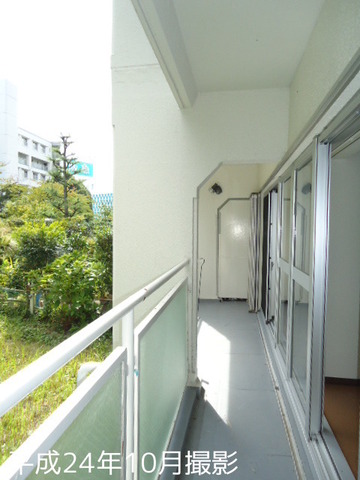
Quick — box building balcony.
[0,259,312,480]
[0,259,356,479]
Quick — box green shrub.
[40,253,106,331]
[61,217,93,254]
[14,222,65,271]
[0,259,27,290]
[92,206,112,294]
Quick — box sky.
[0,0,113,193]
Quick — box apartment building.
[17,128,53,186]
[0,79,94,190]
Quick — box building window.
[40,174,46,181]
[33,172,39,180]
[32,141,38,150]
[41,144,47,154]
[31,157,49,171]
[18,153,29,166]
[20,135,28,147]
[18,168,28,179]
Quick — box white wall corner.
[131,0,197,108]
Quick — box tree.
[0,181,29,217]
[39,253,106,331]
[0,140,113,329]
[0,181,58,224]
[14,222,65,271]
[0,221,17,264]
[48,135,92,219]
[92,206,113,294]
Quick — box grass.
[0,308,112,465]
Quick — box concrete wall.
[325,151,360,379]
[288,0,360,146]
[112,0,289,321]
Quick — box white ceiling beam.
[131,0,197,108]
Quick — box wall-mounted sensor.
[210,183,222,194]
[301,182,312,195]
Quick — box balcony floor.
[181,300,298,479]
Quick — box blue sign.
[72,162,94,177]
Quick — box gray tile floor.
[180,300,298,479]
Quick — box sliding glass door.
[275,150,314,408]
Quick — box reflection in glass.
[292,283,309,399]
[279,270,289,356]
[295,161,312,274]
[281,178,291,261]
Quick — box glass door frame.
[277,175,294,368]
[261,91,360,476]
[306,139,331,438]
[274,141,328,426]
[262,138,332,437]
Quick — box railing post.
[122,309,134,479]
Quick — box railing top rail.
[0,258,189,418]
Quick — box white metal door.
[217,199,250,299]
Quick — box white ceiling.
[133,0,325,106]
[173,0,324,91]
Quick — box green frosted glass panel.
[27,365,124,479]
[138,284,187,480]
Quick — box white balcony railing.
[0,259,190,480]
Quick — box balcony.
[0,260,306,479]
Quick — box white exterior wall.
[112,0,289,321]
[0,80,18,179]
[289,0,360,145]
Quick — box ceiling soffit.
[131,0,325,108]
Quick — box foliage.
[61,217,94,254]
[46,180,93,220]
[48,136,93,219]
[0,259,27,290]
[0,137,114,465]
[0,313,112,465]
[14,222,65,271]
[0,135,112,330]
[0,180,28,214]
[0,181,31,225]
[92,206,113,294]
[39,253,106,331]
[0,181,64,224]
[0,221,17,263]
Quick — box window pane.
[295,161,313,274]
[281,178,291,261]
[292,283,309,399]
[278,270,289,356]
